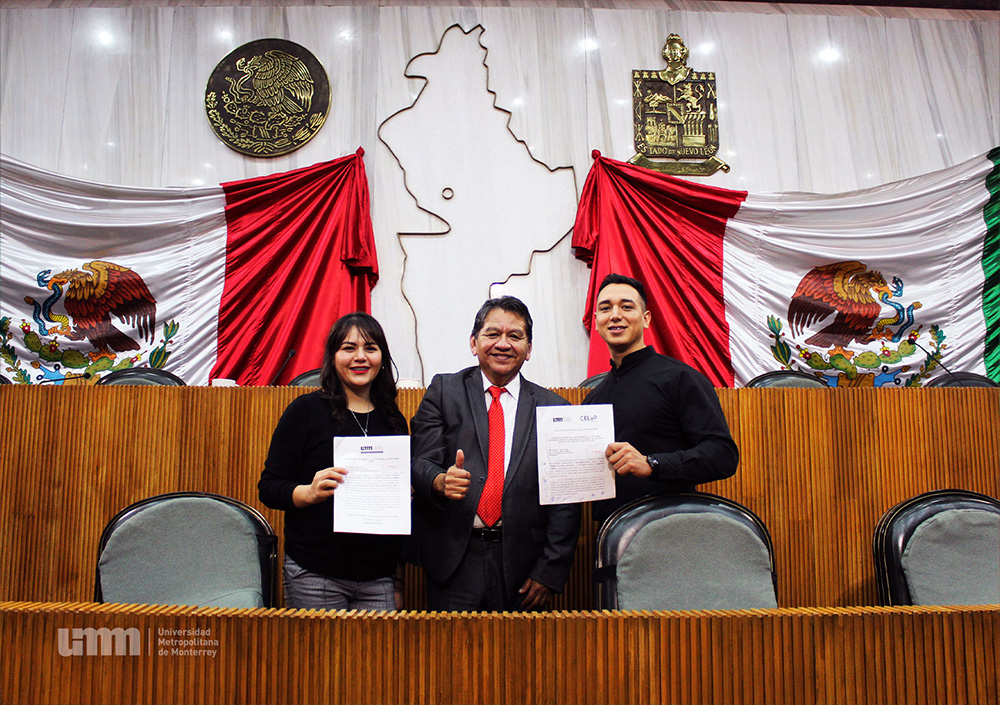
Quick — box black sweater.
[584,347,739,522]
[258,391,408,581]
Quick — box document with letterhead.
[333,435,411,534]
[536,404,616,505]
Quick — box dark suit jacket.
[410,367,580,604]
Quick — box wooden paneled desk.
[2,601,997,705]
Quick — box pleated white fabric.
[723,151,995,387]
[1,155,229,385]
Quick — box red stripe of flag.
[212,149,377,386]
[573,151,747,387]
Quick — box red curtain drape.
[572,151,746,387]
[211,149,377,386]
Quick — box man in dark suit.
[410,296,580,610]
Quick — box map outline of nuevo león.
[378,23,579,382]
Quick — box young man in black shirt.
[583,273,739,523]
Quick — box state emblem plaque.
[630,34,729,176]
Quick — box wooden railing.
[0,386,997,609]
[2,601,996,705]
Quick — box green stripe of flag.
[983,146,1000,381]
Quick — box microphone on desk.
[35,372,93,384]
[270,349,296,386]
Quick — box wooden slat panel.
[1,602,996,705]
[0,386,997,609]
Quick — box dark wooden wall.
[1,385,996,609]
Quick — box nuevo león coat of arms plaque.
[630,34,729,176]
[205,38,330,157]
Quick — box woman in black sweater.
[258,312,408,610]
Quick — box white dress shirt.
[473,371,520,527]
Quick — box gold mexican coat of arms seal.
[205,38,330,157]
[630,34,729,176]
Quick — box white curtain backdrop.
[1,2,997,386]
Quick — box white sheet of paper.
[332,435,411,535]
[536,404,616,505]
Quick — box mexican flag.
[573,148,1000,388]
[0,149,377,386]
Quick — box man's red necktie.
[477,385,506,527]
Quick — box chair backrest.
[924,371,999,388]
[579,372,608,389]
[288,368,322,387]
[95,492,277,608]
[745,370,829,388]
[595,492,778,610]
[96,368,186,386]
[873,489,1000,606]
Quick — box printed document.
[333,435,411,535]
[536,404,616,505]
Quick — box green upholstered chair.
[96,492,277,608]
[745,370,829,388]
[96,368,186,386]
[288,368,322,387]
[873,489,1000,606]
[595,492,777,611]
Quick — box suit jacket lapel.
[464,370,490,465]
[505,378,534,487]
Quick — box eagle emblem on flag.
[766,261,946,387]
[0,261,179,384]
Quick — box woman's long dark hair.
[318,312,406,433]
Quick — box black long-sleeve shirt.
[583,346,739,522]
[258,391,408,581]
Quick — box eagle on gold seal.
[205,38,330,157]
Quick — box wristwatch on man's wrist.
[645,454,660,478]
